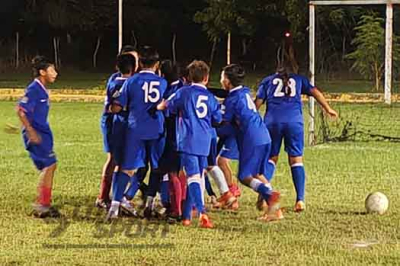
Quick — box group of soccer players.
[18,45,338,227]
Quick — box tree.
[346,14,400,91]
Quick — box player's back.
[224,86,270,148]
[123,70,167,139]
[257,73,314,124]
[171,84,221,156]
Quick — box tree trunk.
[15,32,19,69]
[241,38,247,56]
[93,36,102,68]
[209,38,217,69]
[53,37,58,68]
[374,62,380,91]
[227,31,231,65]
[172,33,177,64]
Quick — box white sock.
[200,172,205,205]
[121,197,130,206]
[208,166,229,194]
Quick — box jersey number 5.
[196,95,208,118]
[273,78,297,97]
[142,81,160,103]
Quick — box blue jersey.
[107,72,121,88]
[166,83,222,156]
[222,86,270,149]
[256,73,314,124]
[116,70,167,139]
[18,79,51,134]
[164,80,184,151]
[103,77,127,115]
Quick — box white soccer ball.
[365,192,389,215]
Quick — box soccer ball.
[365,192,389,215]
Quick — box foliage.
[346,14,400,91]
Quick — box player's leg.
[206,138,236,208]
[238,143,282,221]
[264,123,284,182]
[284,122,306,212]
[28,132,60,218]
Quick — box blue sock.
[182,186,193,220]
[160,174,170,207]
[265,160,276,182]
[256,183,273,202]
[188,181,205,214]
[125,174,139,200]
[291,164,306,202]
[204,175,216,197]
[112,171,130,202]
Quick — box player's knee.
[123,169,136,177]
[289,156,303,166]
[270,156,279,164]
[217,156,229,167]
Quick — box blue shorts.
[267,122,304,157]
[238,143,270,181]
[100,114,113,153]
[111,115,127,165]
[23,131,57,171]
[181,153,208,177]
[219,136,239,160]
[207,137,218,166]
[121,129,165,171]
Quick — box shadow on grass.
[325,210,368,216]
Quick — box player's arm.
[111,82,128,113]
[17,93,41,144]
[310,88,338,118]
[254,82,267,111]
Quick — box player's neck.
[141,67,156,73]
[36,76,48,87]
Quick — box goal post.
[308,0,400,145]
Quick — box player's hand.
[157,99,167,111]
[27,128,41,144]
[326,108,339,119]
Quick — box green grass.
[2,69,399,93]
[1,101,400,265]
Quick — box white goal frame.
[308,0,400,145]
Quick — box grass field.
[1,101,400,265]
[1,70,399,93]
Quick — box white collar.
[115,77,128,81]
[171,80,180,86]
[140,70,155,74]
[192,83,207,90]
[230,85,243,93]
[34,78,48,94]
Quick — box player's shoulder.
[260,73,279,85]
[25,80,40,95]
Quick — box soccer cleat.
[95,198,110,210]
[199,213,214,229]
[31,205,61,218]
[256,194,267,211]
[182,219,192,226]
[229,184,241,197]
[105,208,119,222]
[258,208,284,222]
[120,201,139,217]
[210,195,221,209]
[167,214,182,224]
[294,201,306,212]
[266,191,281,215]
[218,191,237,209]
[143,206,154,220]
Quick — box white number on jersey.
[272,78,297,98]
[142,81,161,103]
[196,95,208,118]
[246,93,257,112]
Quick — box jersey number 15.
[142,81,161,103]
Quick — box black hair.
[32,56,54,77]
[139,46,160,68]
[222,64,245,87]
[120,45,136,55]
[160,60,180,85]
[276,64,292,96]
[116,54,136,75]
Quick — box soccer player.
[157,60,220,228]
[97,54,137,214]
[107,45,139,85]
[255,64,338,212]
[220,64,282,221]
[106,46,167,220]
[17,56,60,218]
